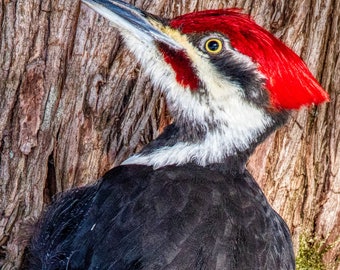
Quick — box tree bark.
[0,0,338,269]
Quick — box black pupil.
[208,40,220,51]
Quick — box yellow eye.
[205,38,223,54]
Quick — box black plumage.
[27,163,294,269]
[23,0,329,268]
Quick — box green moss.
[296,234,331,270]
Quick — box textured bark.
[0,0,338,269]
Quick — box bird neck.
[121,111,287,170]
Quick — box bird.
[26,0,329,269]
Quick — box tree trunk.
[0,0,338,269]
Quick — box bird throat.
[121,109,280,170]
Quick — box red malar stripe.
[158,43,200,91]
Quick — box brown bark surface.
[0,0,338,269]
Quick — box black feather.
[27,164,294,269]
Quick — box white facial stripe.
[121,31,272,168]
[122,33,211,124]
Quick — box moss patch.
[296,234,331,270]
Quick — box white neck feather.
[122,106,273,169]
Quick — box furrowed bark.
[0,0,338,268]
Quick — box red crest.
[170,9,329,110]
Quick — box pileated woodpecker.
[27,0,329,269]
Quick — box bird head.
[82,0,329,168]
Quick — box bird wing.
[28,164,294,270]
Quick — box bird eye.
[205,38,223,54]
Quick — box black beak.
[82,0,182,50]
